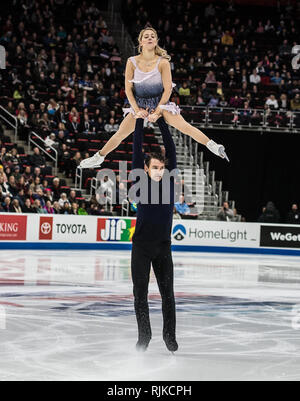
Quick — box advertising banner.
[1,214,300,255]
[0,215,27,241]
[260,225,300,249]
[171,220,260,248]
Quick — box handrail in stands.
[28,131,58,175]
[0,105,18,142]
[75,167,82,190]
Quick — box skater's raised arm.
[157,118,177,171]
[132,118,145,170]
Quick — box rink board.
[0,213,300,256]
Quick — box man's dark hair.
[144,152,167,168]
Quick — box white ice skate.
[79,151,105,169]
[206,140,230,162]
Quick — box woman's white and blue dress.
[123,56,181,117]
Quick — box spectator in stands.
[80,113,94,134]
[52,201,61,214]
[104,118,119,134]
[7,175,18,197]
[265,94,279,110]
[68,190,77,205]
[51,177,61,201]
[271,72,283,86]
[2,196,14,213]
[175,194,191,216]
[208,95,219,108]
[217,201,235,221]
[291,94,300,111]
[32,199,46,214]
[205,71,217,85]
[11,199,22,213]
[30,147,46,168]
[58,192,68,208]
[178,82,191,98]
[33,187,46,208]
[22,198,36,213]
[249,69,261,85]
[229,95,243,109]
[100,175,114,198]
[44,200,55,214]
[221,30,234,46]
[279,39,292,57]
[47,99,59,116]
[23,166,33,185]
[78,202,88,215]
[95,116,105,133]
[258,201,280,223]
[286,204,300,224]
[279,93,289,110]
[116,182,127,205]
[67,115,80,135]
[173,206,181,220]
[71,202,79,215]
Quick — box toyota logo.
[41,222,52,235]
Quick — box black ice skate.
[164,335,178,353]
[136,337,151,352]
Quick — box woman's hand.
[134,108,149,119]
[147,112,160,123]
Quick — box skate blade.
[219,148,230,162]
[78,164,102,169]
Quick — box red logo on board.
[0,215,27,241]
[39,217,53,240]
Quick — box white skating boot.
[206,140,230,162]
[79,151,105,169]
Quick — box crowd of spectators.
[0,0,129,216]
[123,0,300,114]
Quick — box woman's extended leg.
[161,110,229,160]
[100,113,136,156]
[80,113,136,168]
[162,111,210,145]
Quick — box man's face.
[145,159,165,182]
[292,204,298,211]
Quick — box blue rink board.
[0,242,300,256]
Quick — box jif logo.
[172,224,187,241]
[97,218,136,242]
[0,46,6,69]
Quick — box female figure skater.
[80,27,229,169]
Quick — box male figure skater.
[131,117,178,353]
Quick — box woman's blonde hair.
[137,27,171,61]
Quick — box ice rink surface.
[0,249,300,381]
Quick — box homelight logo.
[172,224,187,241]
